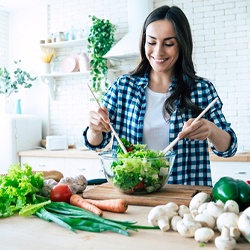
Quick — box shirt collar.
[136,73,149,88]
[137,73,177,92]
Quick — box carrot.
[69,194,103,216]
[83,198,128,213]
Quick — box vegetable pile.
[104,139,173,194]
[147,176,250,249]
[0,163,157,236]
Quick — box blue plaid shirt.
[83,73,237,186]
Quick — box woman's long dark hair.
[130,5,203,119]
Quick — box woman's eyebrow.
[147,35,177,40]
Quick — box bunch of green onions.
[20,200,157,236]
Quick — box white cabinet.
[210,161,250,185]
[20,156,105,180]
[66,158,104,179]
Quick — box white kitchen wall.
[0,8,8,67]
[46,0,129,145]
[1,0,250,150]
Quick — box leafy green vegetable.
[111,141,171,193]
[0,163,44,218]
[116,138,134,153]
[19,200,51,217]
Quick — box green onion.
[39,201,157,236]
[35,207,76,233]
[20,200,158,236]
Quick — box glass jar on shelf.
[51,56,61,73]
[45,33,52,43]
[51,32,57,43]
[56,32,65,42]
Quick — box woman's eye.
[165,43,174,47]
[147,41,156,45]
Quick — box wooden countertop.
[19,148,250,162]
[1,205,249,250]
[209,152,250,162]
[19,148,101,159]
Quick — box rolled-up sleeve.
[83,126,111,150]
[210,127,238,157]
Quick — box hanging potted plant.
[87,15,116,99]
[0,60,37,113]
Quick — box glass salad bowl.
[98,149,176,194]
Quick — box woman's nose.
[154,44,164,55]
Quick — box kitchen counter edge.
[18,148,250,162]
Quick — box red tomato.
[134,181,144,189]
[126,147,133,152]
[50,184,73,203]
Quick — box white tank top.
[142,87,170,150]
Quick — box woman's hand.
[178,118,231,152]
[88,106,111,133]
[178,118,212,140]
[86,106,111,146]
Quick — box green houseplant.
[87,15,116,99]
[0,60,37,97]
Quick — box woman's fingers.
[88,106,111,132]
[178,119,211,140]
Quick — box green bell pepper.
[212,176,250,211]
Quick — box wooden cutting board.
[82,183,212,207]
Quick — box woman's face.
[145,19,179,75]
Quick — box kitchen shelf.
[40,71,90,78]
[40,38,87,49]
[40,69,117,79]
[39,37,119,100]
[40,69,118,100]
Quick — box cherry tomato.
[134,181,144,189]
[50,184,73,203]
[126,147,133,152]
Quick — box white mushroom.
[176,213,202,237]
[242,206,250,217]
[148,205,177,232]
[194,227,215,243]
[165,202,179,212]
[170,215,182,231]
[190,209,199,218]
[206,200,224,219]
[224,200,239,215]
[216,212,240,240]
[189,192,210,211]
[197,202,208,214]
[216,212,239,232]
[194,210,216,229]
[214,226,236,250]
[178,205,190,217]
[238,212,250,243]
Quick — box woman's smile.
[153,57,168,63]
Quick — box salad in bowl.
[99,140,176,194]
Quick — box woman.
[83,5,237,186]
